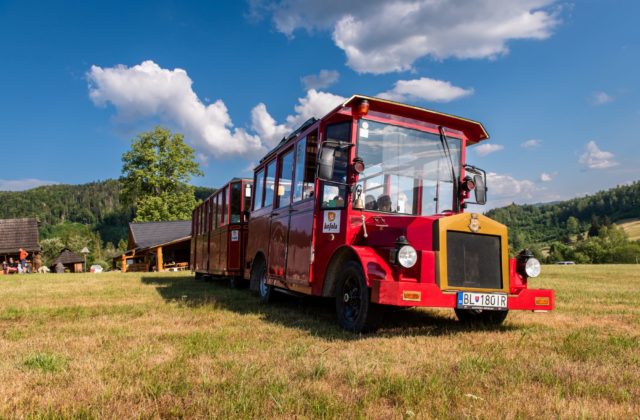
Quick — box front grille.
[446,231,502,289]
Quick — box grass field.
[1,266,639,418]
[618,218,640,241]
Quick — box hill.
[487,181,640,248]
[618,218,640,241]
[0,180,216,246]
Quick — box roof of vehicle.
[340,95,490,144]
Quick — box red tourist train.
[191,95,554,332]
[191,178,252,287]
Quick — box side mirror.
[474,174,487,205]
[318,145,336,180]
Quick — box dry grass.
[1,266,639,418]
[618,218,640,241]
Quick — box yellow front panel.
[437,213,510,293]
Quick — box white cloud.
[87,60,263,157]
[252,89,345,146]
[87,61,347,159]
[0,179,59,191]
[255,0,560,74]
[539,172,553,182]
[578,141,619,169]
[474,143,504,157]
[484,172,541,208]
[378,77,473,103]
[591,91,613,105]
[301,69,340,90]
[521,138,541,149]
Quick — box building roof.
[129,220,192,250]
[0,218,40,254]
[50,248,84,265]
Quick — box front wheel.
[454,308,508,326]
[335,261,382,333]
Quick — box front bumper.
[370,280,555,311]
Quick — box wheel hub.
[343,293,350,303]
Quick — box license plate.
[457,292,507,310]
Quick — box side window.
[325,122,351,183]
[293,132,317,202]
[321,122,350,208]
[230,183,241,224]
[221,187,228,226]
[254,169,264,211]
[321,184,347,209]
[244,183,252,213]
[215,193,221,228]
[264,160,277,208]
[276,150,294,208]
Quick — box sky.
[1,0,639,208]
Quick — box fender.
[322,245,395,297]
[351,245,395,286]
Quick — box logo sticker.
[231,230,239,242]
[323,210,341,233]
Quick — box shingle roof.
[0,218,40,254]
[50,248,84,265]
[129,220,191,250]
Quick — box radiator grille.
[446,231,502,290]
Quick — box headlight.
[397,245,417,268]
[525,257,541,278]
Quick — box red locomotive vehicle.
[194,95,554,332]
[191,178,252,287]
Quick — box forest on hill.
[487,181,640,263]
[0,180,215,266]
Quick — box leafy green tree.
[120,126,203,222]
[40,238,65,265]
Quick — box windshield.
[356,119,461,215]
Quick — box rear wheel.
[454,308,508,326]
[250,259,272,303]
[335,261,382,333]
[194,272,204,281]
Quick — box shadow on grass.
[142,274,517,340]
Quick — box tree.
[120,126,203,222]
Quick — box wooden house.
[0,218,41,270]
[50,248,84,273]
[114,220,191,272]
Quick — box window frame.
[276,147,295,209]
[263,159,277,209]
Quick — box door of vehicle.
[268,148,294,279]
[285,133,317,287]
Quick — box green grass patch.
[22,353,68,373]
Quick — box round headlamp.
[398,245,417,268]
[524,257,541,278]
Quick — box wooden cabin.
[50,248,84,273]
[0,218,41,273]
[114,220,191,272]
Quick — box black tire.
[250,259,272,303]
[335,261,382,333]
[454,308,508,326]
[195,272,204,281]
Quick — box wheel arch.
[249,251,267,292]
[321,245,393,297]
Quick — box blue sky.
[1,0,638,208]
